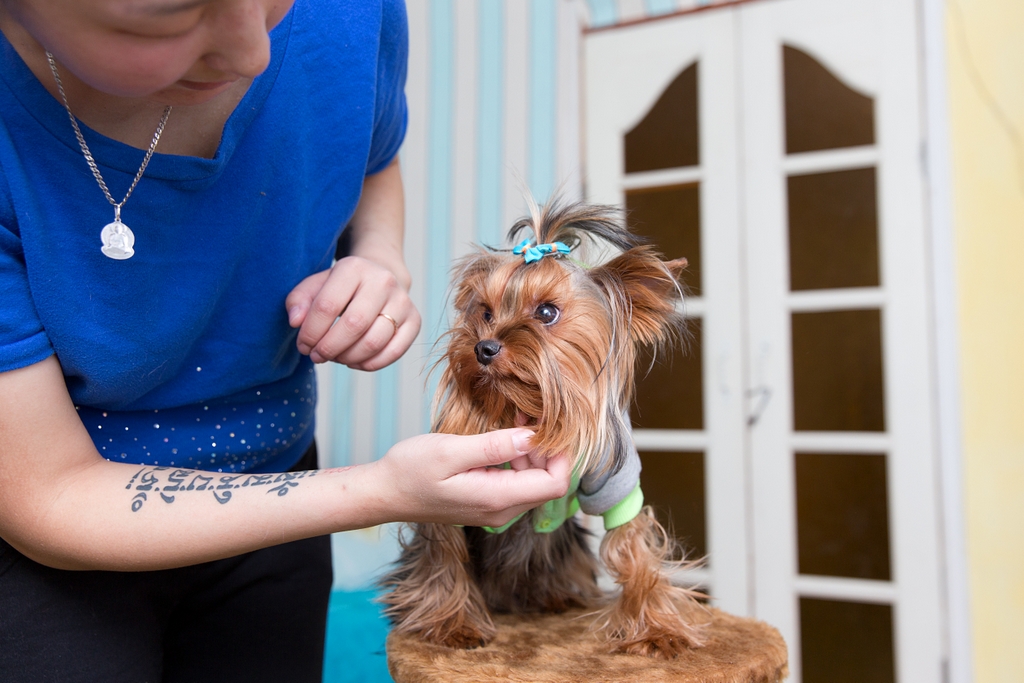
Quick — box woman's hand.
[367,429,572,528]
[285,254,420,370]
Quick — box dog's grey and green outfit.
[482,443,644,534]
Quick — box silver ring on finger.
[378,313,400,335]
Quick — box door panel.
[585,2,944,680]
[740,1,942,681]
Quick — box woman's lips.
[177,79,233,91]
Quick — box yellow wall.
[946,0,1024,680]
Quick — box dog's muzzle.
[475,339,502,365]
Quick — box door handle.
[747,342,772,426]
[746,385,773,426]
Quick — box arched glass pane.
[624,63,699,173]
[783,45,874,154]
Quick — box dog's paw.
[426,620,497,650]
[612,634,692,659]
[438,627,491,650]
[405,610,498,650]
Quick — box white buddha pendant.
[100,209,135,260]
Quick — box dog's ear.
[450,251,500,313]
[590,248,687,346]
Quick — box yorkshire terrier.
[380,200,707,657]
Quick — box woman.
[0,1,569,680]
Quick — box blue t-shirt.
[0,0,408,473]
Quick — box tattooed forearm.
[125,467,319,512]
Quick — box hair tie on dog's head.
[513,238,572,264]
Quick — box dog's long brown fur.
[379,199,707,657]
[597,508,708,655]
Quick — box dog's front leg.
[595,507,708,657]
[379,523,497,648]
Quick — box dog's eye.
[534,303,560,325]
[481,307,493,323]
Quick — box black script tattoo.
[124,467,319,512]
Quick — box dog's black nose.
[475,339,502,365]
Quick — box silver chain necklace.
[46,52,171,260]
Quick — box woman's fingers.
[287,267,362,356]
[433,429,535,475]
[306,290,389,363]
[285,270,331,329]
[434,429,571,508]
[342,307,421,371]
[378,430,573,527]
[286,257,415,365]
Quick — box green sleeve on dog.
[601,483,644,530]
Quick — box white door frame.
[920,0,974,681]
[739,1,944,680]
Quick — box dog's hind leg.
[593,506,708,658]
[378,523,496,648]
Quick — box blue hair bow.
[513,238,572,264]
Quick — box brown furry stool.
[386,607,788,683]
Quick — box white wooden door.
[585,1,946,681]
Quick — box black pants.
[0,444,333,683]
